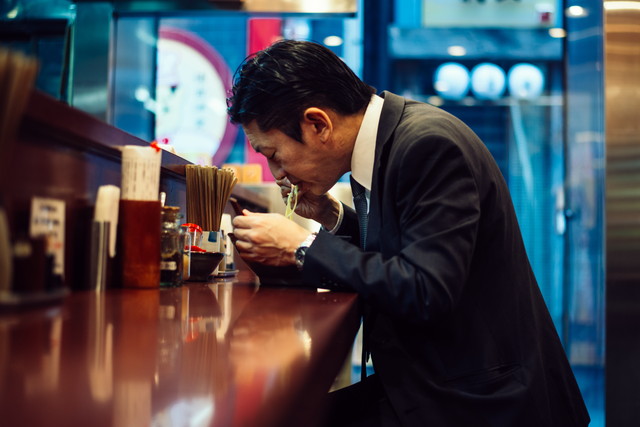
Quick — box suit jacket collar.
[371,91,405,195]
[365,91,406,251]
[376,91,405,152]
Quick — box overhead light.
[6,7,18,19]
[323,36,343,47]
[604,1,640,10]
[548,28,567,38]
[566,5,588,17]
[447,45,467,57]
[135,86,150,102]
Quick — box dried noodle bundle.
[185,165,238,231]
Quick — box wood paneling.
[1,90,267,291]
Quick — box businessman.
[228,40,589,426]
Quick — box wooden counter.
[0,275,360,427]
[0,89,360,426]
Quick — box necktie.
[350,176,368,249]
[351,176,372,379]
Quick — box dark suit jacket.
[302,92,590,426]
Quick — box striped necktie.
[350,176,368,249]
[350,175,372,378]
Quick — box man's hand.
[232,211,311,266]
[276,177,341,230]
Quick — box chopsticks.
[0,48,39,175]
[185,165,237,231]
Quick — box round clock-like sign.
[155,27,237,166]
[508,63,545,100]
[433,62,470,101]
[470,63,506,101]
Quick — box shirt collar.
[351,94,384,191]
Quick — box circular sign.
[508,63,545,100]
[156,27,237,166]
[433,62,470,101]
[470,63,506,101]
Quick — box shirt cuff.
[321,202,344,234]
[300,232,318,248]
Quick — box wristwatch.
[295,233,317,271]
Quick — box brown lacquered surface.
[0,278,359,427]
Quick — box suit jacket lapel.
[366,91,405,251]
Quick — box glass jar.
[160,206,184,287]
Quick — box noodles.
[284,184,298,220]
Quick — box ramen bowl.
[188,252,224,281]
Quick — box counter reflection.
[0,281,350,427]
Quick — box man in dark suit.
[228,40,590,426]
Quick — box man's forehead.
[247,136,261,154]
[244,123,283,151]
[242,122,260,149]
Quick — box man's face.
[243,121,345,196]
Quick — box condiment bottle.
[160,206,183,287]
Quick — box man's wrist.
[315,195,342,231]
[295,232,318,271]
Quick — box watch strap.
[295,232,317,270]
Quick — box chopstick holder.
[89,221,110,291]
[94,185,120,258]
[89,185,120,291]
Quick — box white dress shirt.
[327,94,384,233]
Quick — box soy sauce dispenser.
[160,206,184,287]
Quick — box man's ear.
[301,107,332,142]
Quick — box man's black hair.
[226,39,376,142]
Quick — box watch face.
[155,27,237,165]
[295,246,308,270]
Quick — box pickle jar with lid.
[160,206,184,287]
